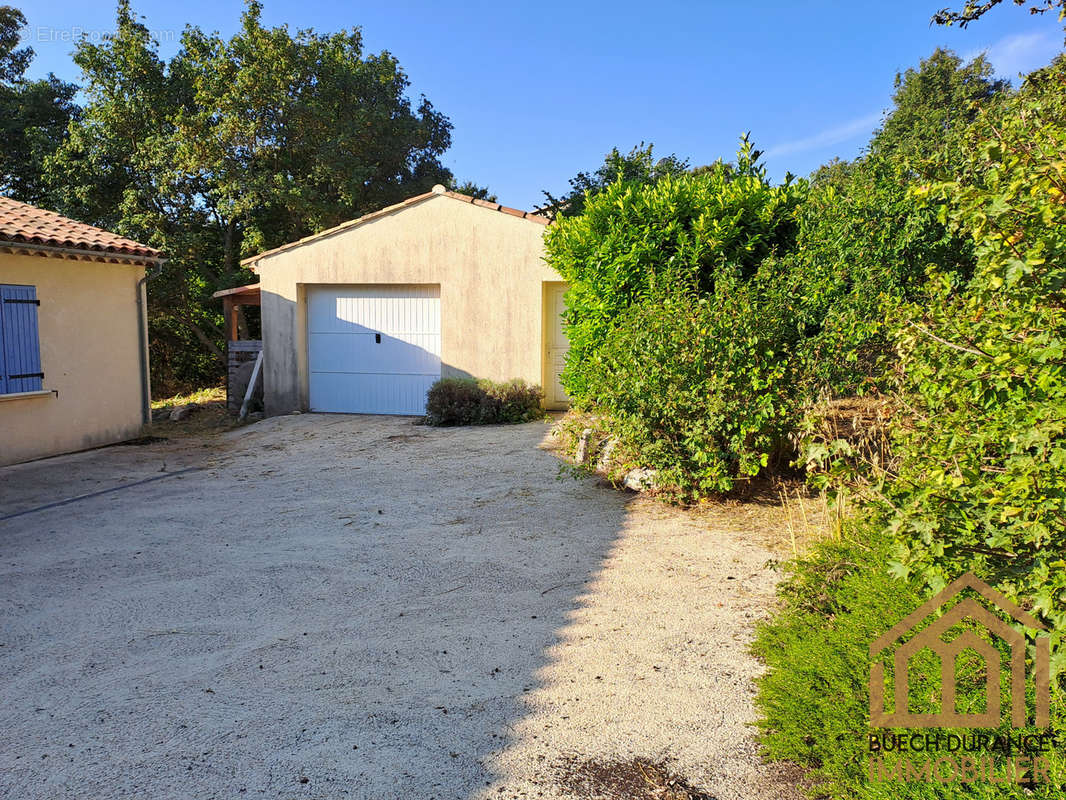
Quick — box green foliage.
[782,154,973,394]
[879,57,1066,645]
[755,532,921,796]
[933,0,1066,28]
[45,0,453,393]
[579,286,799,498]
[546,137,805,395]
[423,378,543,426]
[543,138,807,495]
[764,55,1066,800]
[544,53,1004,499]
[754,530,1066,800]
[781,49,1006,396]
[540,141,690,219]
[870,49,1007,171]
[446,179,496,201]
[0,6,79,203]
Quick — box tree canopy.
[44,0,457,391]
[540,143,690,219]
[0,6,79,204]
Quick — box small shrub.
[486,379,544,424]
[424,378,543,426]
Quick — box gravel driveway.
[0,414,800,799]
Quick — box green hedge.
[578,283,799,498]
[543,138,807,495]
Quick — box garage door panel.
[307,285,440,415]
[308,333,440,375]
[308,286,440,336]
[309,372,437,416]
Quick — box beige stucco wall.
[0,253,147,466]
[254,194,562,415]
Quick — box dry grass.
[150,385,226,410]
[687,478,832,557]
[149,386,241,439]
[802,395,896,475]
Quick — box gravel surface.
[0,414,801,799]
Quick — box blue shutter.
[0,285,43,393]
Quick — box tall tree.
[869,48,1008,171]
[47,0,454,392]
[782,49,1008,394]
[540,142,689,219]
[446,179,496,201]
[0,5,79,203]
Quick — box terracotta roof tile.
[243,185,552,267]
[0,195,161,262]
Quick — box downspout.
[137,261,166,427]
[136,273,150,426]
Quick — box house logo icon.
[869,573,1051,729]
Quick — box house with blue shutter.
[0,197,163,466]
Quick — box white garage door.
[307,285,441,415]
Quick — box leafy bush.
[423,378,542,426]
[752,53,1066,800]
[488,379,545,424]
[755,532,921,796]
[755,529,1066,800]
[779,156,972,396]
[877,58,1066,645]
[544,137,806,402]
[581,284,800,498]
[775,50,1007,398]
[543,139,807,494]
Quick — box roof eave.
[0,239,165,267]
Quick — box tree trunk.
[180,312,227,367]
[221,217,238,279]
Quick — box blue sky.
[19,0,1066,210]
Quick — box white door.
[546,284,570,408]
[307,285,441,415]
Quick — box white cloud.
[763,111,883,160]
[967,30,1063,78]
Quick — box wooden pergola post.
[222,296,239,342]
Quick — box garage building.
[243,185,570,417]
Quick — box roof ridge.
[438,189,552,224]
